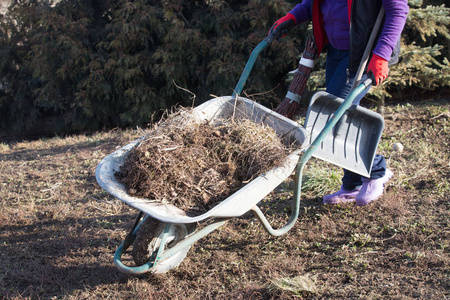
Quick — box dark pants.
[325,45,387,190]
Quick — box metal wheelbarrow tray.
[95,30,384,274]
[96,95,308,224]
[95,95,310,274]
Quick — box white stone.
[392,143,404,152]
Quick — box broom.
[275,36,318,120]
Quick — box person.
[269,0,409,206]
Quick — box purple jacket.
[289,0,409,67]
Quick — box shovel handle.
[333,7,384,136]
[351,7,385,90]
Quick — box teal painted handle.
[232,32,280,97]
[253,78,373,236]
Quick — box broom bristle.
[275,97,298,120]
[274,36,318,120]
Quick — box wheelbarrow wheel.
[132,217,193,273]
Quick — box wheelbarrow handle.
[232,30,281,97]
[251,78,373,236]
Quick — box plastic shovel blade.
[303,91,384,177]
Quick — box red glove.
[367,54,389,86]
[269,13,296,37]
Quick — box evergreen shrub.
[0,0,448,136]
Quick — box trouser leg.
[342,154,387,190]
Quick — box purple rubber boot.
[356,169,394,206]
[323,186,360,205]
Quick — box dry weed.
[117,109,293,213]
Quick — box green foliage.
[0,0,305,135]
[378,0,450,100]
[407,2,450,41]
[0,1,39,134]
[0,0,448,136]
[371,43,450,99]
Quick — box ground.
[0,99,448,299]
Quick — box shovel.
[303,7,386,177]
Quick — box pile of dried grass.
[116,109,293,214]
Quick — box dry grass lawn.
[0,100,448,299]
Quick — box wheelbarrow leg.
[251,155,305,237]
[122,211,144,252]
[153,223,171,266]
[114,218,229,274]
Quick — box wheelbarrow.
[95,30,384,274]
